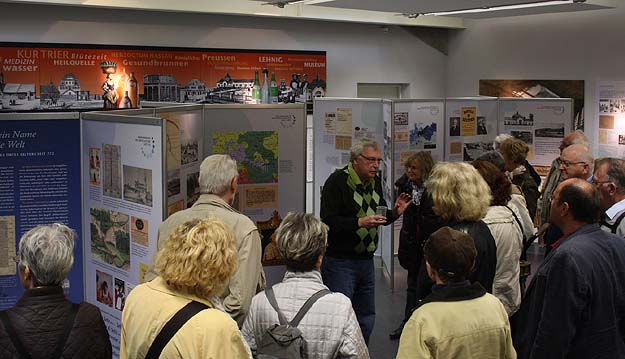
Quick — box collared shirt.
[606,198,625,220]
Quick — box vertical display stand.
[595,81,625,158]
[155,104,205,216]
[81,112,165,358]
[498,98,573,171]
[444,97,498,162]
[0,112,83,308]
[203,104,306,286]
[380,100,394,288]
[389,99,445,287]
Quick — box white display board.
[498,98,573,167]
[444,97,498,162]
[156,105,204,216]
[313,98,386,216]
[392,99,445,177]
[596,81,625,158]
[81,113,165,358]
[203,104,306,226]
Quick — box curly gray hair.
[18,223,75,286]
[350,139,380,162]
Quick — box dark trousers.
[403,269,419,322]
[321,256,375,344]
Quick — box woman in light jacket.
[242,212,369,359]
[120,219,250,359]
[473,160,526,315]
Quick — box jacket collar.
[16,286,65,306]
[282,270,324,284]
[416,282,486,310]
[193,193,240,214]
[147,276,217,309]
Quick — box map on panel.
[212,131,279,184]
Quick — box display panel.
[312,98,386,216]
[82,113,164,357]
[0,114,82,309]
[596,81,625,158]
[203,104,306,266]
[498,98,573,167]
[444,98,498,162]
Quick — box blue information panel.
[0,118,83,308]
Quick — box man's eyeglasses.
[559,158,586,167]
[592,179,613,187]
[360,154,383,163]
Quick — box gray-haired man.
[154,154,265,326]
[593,158,625,237]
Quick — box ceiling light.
[421,0,584,16]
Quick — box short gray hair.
[597,158,625,193]
[199,154,239,195]
[350,139,380,161]
[18,223,75,286]
[493,134,513,150]
[275,212,328,272]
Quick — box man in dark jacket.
[320,139,410,344]
[0,224,111,359]
[513,179,625,359]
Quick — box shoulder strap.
[289,289,331,328]
[145,300,208,359]
[51,302,80,359]
[264,287,288,325]
[0,310,33,359]
[603,211,625,234]
[504,205,526,241]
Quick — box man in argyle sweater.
[320,139,410,344]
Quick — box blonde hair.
[426,162,491,221]
[155,219,238,299]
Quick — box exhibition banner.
[82,114,164,357]
[445,98,498,162]
[0,43,326,113]
[0,114,83,309]
[498,98,573,168]
[596,81,625,158]
[380,100,394,287]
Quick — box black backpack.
[257,287,330,359]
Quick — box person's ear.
[426,261,435,281]
[230,176,238,192]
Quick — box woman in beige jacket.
[120,219,250,359]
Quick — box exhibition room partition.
[0,112,83,308]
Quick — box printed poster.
[0,118,83,309]
[596,81,625,158]
[445,100,497,162]
[82,118,163,357]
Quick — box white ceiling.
[0,0,618,27]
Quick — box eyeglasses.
[360,154,383,163]
[559,158,586,167]
[592,178,613,187]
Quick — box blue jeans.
[321,256,375,344]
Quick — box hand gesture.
[394,192,412,216]
[358,215,387,228]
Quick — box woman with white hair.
[242,212,369,359]
[0,223,111,359]
[120,218,250,359]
